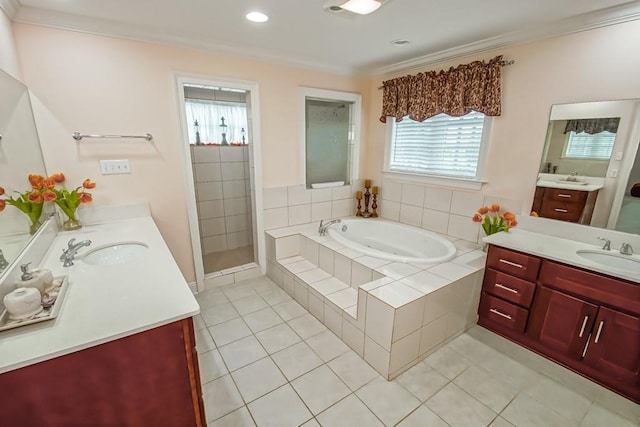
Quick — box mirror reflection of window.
[563,131,616,160]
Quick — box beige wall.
[366,19,640,212]
[12,23,370,282]
[0,8,21,80]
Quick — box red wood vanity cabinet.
[0,318,206,427]
[478,245,640,403]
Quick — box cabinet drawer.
[540,202,582,222]
[487,246,541,281]
[483,268,536,308]
[545,188,588,204]
[479,292,529,333]
[539,261,640,315]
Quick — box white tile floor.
[195,276,638,427]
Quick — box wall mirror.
[532,100,640,233]
[0,68,49,276]
[299,87,361,189]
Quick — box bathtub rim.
[326,217,457,264]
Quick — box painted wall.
[365,19,640,219]
[12,23,370,282]
[0,8,21,80]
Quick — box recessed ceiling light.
[246,12,269,23]
[391,39,410,46]
[340,0,381,15]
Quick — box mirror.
[0,68,48,274]
[532,100,640,233]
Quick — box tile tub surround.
[265,223,485,379]
[262,179,525,245]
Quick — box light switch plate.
[100,159,131,175]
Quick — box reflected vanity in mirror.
[532,100,640,233]
[0,68,49,275]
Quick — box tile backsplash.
[263,178,523,244]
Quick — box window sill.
[382,171,487,190]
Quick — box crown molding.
[372,1,640,76]
[12,6,358,76]
[0,0,19,18]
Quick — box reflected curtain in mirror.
[564,117,619,135]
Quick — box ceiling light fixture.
[246,12,269,23]
[328,0,382,15]
[340,0,381,15]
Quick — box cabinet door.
[583,307,640,387]
[528,287,598,360]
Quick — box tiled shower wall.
[191,145,252,254]
[262,177,523,244]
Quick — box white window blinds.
[389,112,486,178]
[564,131,616,160]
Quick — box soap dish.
[0,275,69,332]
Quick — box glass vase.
[62,217,82,231]
[29,221,42,235]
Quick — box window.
[388,111,487,179]
[563,131,616,160]
[185,99,248,144]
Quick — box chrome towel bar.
[72,132,153,141]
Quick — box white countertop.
[484,229,640,284]
[536,180,603,192]
[0,216,199,374]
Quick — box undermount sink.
[576,250,640,274]
[81,242,148,265]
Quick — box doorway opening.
[175,75,264,291]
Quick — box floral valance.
[563,118,620,135]
[379,55,503,123]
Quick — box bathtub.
[326,218,457,263]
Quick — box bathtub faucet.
[318,219,341,236]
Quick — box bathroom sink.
[81,242,148,265]
[576,250,640,274]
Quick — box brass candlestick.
[371,186,379,218]
[355,191,363,216]
[362,180,372,217]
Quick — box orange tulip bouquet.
[0,173,96,233]
[472,203,517,236]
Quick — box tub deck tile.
[298,268,332,285]
[326,288,358,309]
[369,282,424,309]
[399,271,451,295]
[284,260,317,274]
[280,255,305,265]
[309,277,349,296]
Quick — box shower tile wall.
[191,145,252,255]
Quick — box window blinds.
[390,112,486,178]
[564,131,616,160]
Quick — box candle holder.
[362,182,372,218]
[371,194,378,218]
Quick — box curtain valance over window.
[563,118,620,135]
[380,55,503,123]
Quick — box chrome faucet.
[60,238,92,267]
[566,172,579,182]
[318,218,341,236]
[0,249,8,273]
[597,237,611,251]
[620,243,634,256]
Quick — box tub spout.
[319,219,341,236]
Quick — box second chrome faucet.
[60,238,92,267]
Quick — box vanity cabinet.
[533,186,598,224]
[0,318,206,426]
[478,245,640,403]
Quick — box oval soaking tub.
[326,218,456,264]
